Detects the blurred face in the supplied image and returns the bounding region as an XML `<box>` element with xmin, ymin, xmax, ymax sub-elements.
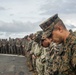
<box><xmin>52</xmin><ymin>28</ymin><xmax>63</xmax><ymax>44</ymax></box>
<box><xmin>41</xmin><ymin>38</ymin><xmax>52</xmax><ymax>47</ymax></box>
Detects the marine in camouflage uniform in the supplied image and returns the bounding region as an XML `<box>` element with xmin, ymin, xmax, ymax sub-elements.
<box><xmin>35</xmin><ymin>31</ymin><xmax>50</xmax><ymax>75</ymax></box>
<box><xmin>47</xmin><ymin>43</ymin><xmax>62</xmax><ymax>75</ymax></box>
<box><xmin>39</xmin><ymin>14</ymin><xmax>76</xmax><ymax>75</ymax></box>
<box><xmin>35</xmin><ymin>45</ymin><xmax>44</xmax><ymax>75</ymax></box>
<box><xmin>31</xmin><ymin>31</ymin><xmax>45</xmax><ymax>75</ymax></box>
<box><xmin>21</xmin><ymin>38</ymin><xmax>27</xmax><ymax>55</ymax></box>
<box><xmin>58</xmin><ymin>31</ymin><xmax>76</xmax><ymax>75</ymax></box>
<box><xmin>1</xmin><ymin>39</ymin><xmax>7</xmax><ymax>54</ymax></box>
<box><xmin>23</xmin><ymin>35</ymin><xmax>29</xmax><ymax>56</ymax></box>
<box><xmin>25</xmin><ymin>35</ymin><xmax>34</xmax><ymax>71</ymax></box>
<box><xmin>8</xmin><ymin>38</ymin><xmax>14</xmax><ymax>54</ymax></box>
<box><xmin>41</xmin><ymin>47</ymin><xmax>50</xmax><ymax>75</ymax></box>
<box><xmin>41</xmin><ymin>33</ymin><xmax>62</xmax><ymax>75</ymax></box>
<box><xmin>30</xmin><ymin>40</ymin><xmax>38</xmax><ymax>73</ymax></box>
<box><xmin>31</xmin><ymin>41</ymin><xmax>42</xmax><ymax>75</ymax></box>
<box><xmin>0</xmin><ymin>39</ymin><xmax>2</xmax><ymax>53</ymax></box>
<box><xmin>15</xmin><ymin>38</ymin><xmax>22</xmax><ymax>55</ymax></box>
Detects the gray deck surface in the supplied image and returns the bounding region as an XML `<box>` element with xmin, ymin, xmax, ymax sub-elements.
<box><xmin>0</xmin><ymin>54</ymin><xmax>31</xmax><ymax>75</ymax></box>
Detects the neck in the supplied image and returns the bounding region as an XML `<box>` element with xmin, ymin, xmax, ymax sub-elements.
<box><xmin>63</xmin><ymin>30</ymin><xmax>70</xmax><ymax>42</ymax></box>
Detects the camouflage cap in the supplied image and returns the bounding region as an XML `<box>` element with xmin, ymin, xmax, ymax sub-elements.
<box><xmin>34</xmin><ymin>31</ymin><xmax>43</xmax><ymax>43</ymax></box>
<box><xmin>39</xmin><ymin>14</ymin><xmax>61</xmax><ymax>31</ymax></box>
<box><xmin>41</xmin><ymin>32</ymin><xmax>46</xmax><ymax>40</ymax></box>
<box><xmin>41</xmin><ymin>30</ymin><xmax>51</xmax><ymax>39</ymax></box>
<box><xmin>40</xmin><ymin>14</ymin><xmax>62</xmax><ymax>38</ymax></box>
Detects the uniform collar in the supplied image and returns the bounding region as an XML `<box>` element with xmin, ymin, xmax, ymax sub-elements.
<box><xmin>63</xmin><ymin>31</ymin><xmax>73</xmax><ymax>46</ymax></box>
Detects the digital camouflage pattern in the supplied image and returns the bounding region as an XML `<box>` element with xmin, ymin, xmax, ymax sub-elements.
<box><xmin>39</xmin><ymin>14</ymin><xmax>62</xmax><ymax>38</ymax></box>
<box><xmin>44</xmin><ymin>32</ymin><xmax>76</xmax><ymax>75</ymax></box>
<box><xmin>58</xmin><ymin>31</ymin><xmax>76</xmax><ymax>75</ymax></box>
<box><xmin>46</xmin><ymin>42</ymin><xmax>62</xmax><ymax>75</ymax></box>
<box><xmin>39</xmin><ymin>14</ymin><xmax>76</xmax><ymax>75</ymax></box>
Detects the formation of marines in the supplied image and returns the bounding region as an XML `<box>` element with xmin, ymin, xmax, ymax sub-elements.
<box><xmin>0</xmin><ymin>37</ymin><xmax>25</xmax><ymax>55</ymax></box>
<box><xmin>0</xmin><ymin>14</ymin><xmax>76</xmax><ymax>75</ymax></box>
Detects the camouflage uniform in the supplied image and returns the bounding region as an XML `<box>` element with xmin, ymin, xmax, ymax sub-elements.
<box><xmin>31</xmin><ymin>43</ymin><xmax>45</xmax><ymax>75</ymax></box>
<box><xmin>23</xmin><ymin>36</ymin><xmax>29</xmax><ymax>56</ymax></box>
<box><xmin>30</xmin><ymin>41</ymin><xmax>37</xmax><ymax>72</ymax></box>
<box><xmin>1</xmin><ymin>39</ymin><xmax>7</xmax><ymax>53</ymax></box>
<box><xmin>26</xmin><ymin>36</ymin><xmax>33</xmax><ymax>71</ymax></box>
<box><xmin>15</xmin><ymin>38</ymin><xmax>21</xmax><ymax>55</ymax></box>
<box><xmin>39</xmin><ymin>14</ymin><xmax>76</xmax><ymax>75</ymax></box>
<box><xmin>31</xmin><ymin>40</ymin><xmax>42</xmax><ymax>75</ymax></box>
<box><xmin>58</xmin><ymin>32</ymin><xmax>76</xmax><ymax>75</ymax></box>
<box><xmin>41</xmin><ymin>47</ymin><xmax>50</xmax><ymax>75</ymax></box>
<box><xmin>31</xmin><ymin>42</ymin><xmax>48</xmax><ymax>75</ymax></box>
<box><xmin>21</xmin><ymin>38</ymin><xmax>26</xmax><ymax>55</ymax></box>
<box><xmin>44</xmin><ymin>42</ymin><xmax>61</xmax><ymax>75</ymax></box>
<box><xmin>31</xmin><ymin>31</ymin><xmax>45</xmax><ymax>75</ymax></box>
<box><xmin>0</xmin><ymin>39</ymin><xmax>2</xmax><ymax>53</ymax></box>
<box><xmin>35</xmin><ymin>45</ymin><xmax>44</xmax><ymax>75</ymax></box>
<box><xmin>8</xmin><ymin>38</ymin><xmax>14</xmax><ymax>54</ymax></box>
<box><xmin>31</xmin><ymin>42</ymin><xmax>42</xmax><ymax>75</ymax></box>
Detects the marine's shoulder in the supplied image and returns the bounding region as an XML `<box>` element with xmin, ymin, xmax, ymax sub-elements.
<box><xmin>67</xmin><ymin>32</ymin><xmax>76</xmax><ymax>44</ymax></box>
<box><xmin>70</xmin><ymin>34</ymin><xmax>76</xmax><ymax>44</ymax></box>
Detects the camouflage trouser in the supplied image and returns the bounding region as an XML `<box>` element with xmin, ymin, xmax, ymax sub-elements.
<box><xmin>9</xmin><ymin>46</ymin><xmax>13</xmax><ymax>54</ymax></box>
<box><xmin>16</xmin><ymin>47</ymin><xmax>21</xmax><ymax>55</ymax></box>
<box><xmin>1</xmin><ymin>46</ymin><xmax>6</xmax><ymax>53</ymax></box>
<box><xmin>26</xmin><ymin>51</ymin><xmax>33</xmax><ymax>71</ymax></box>
<box><xmin>36</xmin><ymin>57</ymin><xmax>44</xmax><ymax>75</ymax></box>
<box><xmin>44</xmin><ymin>62</ymin><xmax>50</xmax><ymax>75</ymax></box>
<box><xmin>32</xmin><ymin>58</ymin><xmax>36</xmax><ymax>71</ymax></box>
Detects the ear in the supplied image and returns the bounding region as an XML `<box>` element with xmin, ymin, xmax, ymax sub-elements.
<box><xmin>58</xmin><ymin>26</ymin><xmax>63</xmax><ymax>33</ymax></box>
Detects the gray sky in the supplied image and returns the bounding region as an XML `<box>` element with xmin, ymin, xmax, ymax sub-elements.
<box><xmin>0</xmin><ymin>0</ymin><xmax>76</xmax><ymax>39</ymax></box>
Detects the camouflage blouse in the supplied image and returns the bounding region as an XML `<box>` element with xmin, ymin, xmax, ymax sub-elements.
<box><xmin>59</xmin><ymin>32</ymin><xmax>76</xmax><ymax>75</ymax></box>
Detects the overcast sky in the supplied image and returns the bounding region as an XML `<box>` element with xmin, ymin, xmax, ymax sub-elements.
<box><xmin>0</xmin><ymin>0</ymin><xmax>76</xmax><ymax>39</ymax></box>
